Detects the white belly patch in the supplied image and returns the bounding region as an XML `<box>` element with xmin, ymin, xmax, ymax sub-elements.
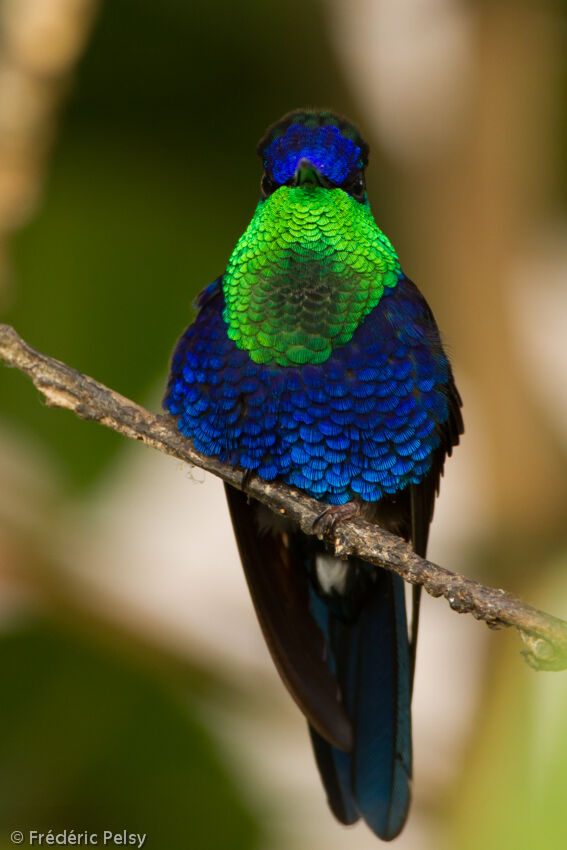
<box><xmin>315</xmin><ymin>554</ymin><xmax>350</xmax><ymax>596</ymax></box>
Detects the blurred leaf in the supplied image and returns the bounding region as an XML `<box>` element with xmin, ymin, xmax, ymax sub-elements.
<box><xmin>447</xmin><ymin>585</ymin><xmax>567</xmax><ymax>850</ymax></box>
<box><xmin>0</xmin><ymin>620</ymin><xmax>261</xmax><ymax>850</ymax></box>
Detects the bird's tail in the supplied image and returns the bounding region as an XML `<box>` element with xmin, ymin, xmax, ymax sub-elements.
<box><xmin>308</xmin><ymin>563</ymin><xmax>412</xmax><ymax>841</ymax></box>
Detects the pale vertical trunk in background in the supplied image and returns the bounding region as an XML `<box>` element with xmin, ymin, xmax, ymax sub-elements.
<box><xmin>328</xmin><ymin>0</ymin><xmax>566</xmax><ymax>537</ymax></box>
<box><xmin>424</xmin><ymin>1</ymin><xmax>565</xmax><ymax>534</ymax></box>
<box><xmin>0</xmin><ymin>0</ymin><xmax>99</xmax><ymax>300</ymax></box>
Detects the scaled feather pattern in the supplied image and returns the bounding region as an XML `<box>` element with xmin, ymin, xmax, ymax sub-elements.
<box><xmin>166</xmin><ymin>275</ymin><xmax>451</xmax><ymax>505</ymax></box>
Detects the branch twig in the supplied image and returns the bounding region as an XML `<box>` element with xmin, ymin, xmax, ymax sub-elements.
<box><xmin>1</xmin><ymin>322</ymin><xmax>566</xmax><ymax>671</ymax></box>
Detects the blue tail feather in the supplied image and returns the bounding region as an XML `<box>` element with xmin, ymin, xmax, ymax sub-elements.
<box><xmin>309</xmin><ymin>566</ymin><xmax>412</xmax><ymax>841</ymax></box>
<box><xmin>309</xmin><ymin>591</ymin><xmax>359</xmax><ymax>824</ymax></box>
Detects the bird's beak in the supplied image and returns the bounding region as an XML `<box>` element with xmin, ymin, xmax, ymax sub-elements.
<box><xmin>293</xmin><ymin>158</ymin><xmax>327</xmax><ymax>188</ymax></box>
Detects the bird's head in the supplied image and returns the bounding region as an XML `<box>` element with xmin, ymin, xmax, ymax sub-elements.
<box><xmin>221</xmin><ymin>110</ymin><xmax>398</xmax><ymax>367</ymax></box>
<box><xmin>257</xmin><ymin>109</ymin><xmax>369</xmax><ymax>203</ymax></box>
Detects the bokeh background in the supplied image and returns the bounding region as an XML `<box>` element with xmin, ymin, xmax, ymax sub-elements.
<box><xmin>1</xmin><ymin>0</ymin><xmax>567</xmax><ymax>847</ymax></box>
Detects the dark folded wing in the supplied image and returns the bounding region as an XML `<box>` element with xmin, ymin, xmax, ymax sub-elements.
<box><xmin>225</xmin><ymin>484</ymin><xmax>353</xmax><ymax>752</ymax></box>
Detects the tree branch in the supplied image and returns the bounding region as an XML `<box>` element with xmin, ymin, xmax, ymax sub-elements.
<box><xmin>1</xmin><ymin>321</ymin><xmax>566</xmax><ymax>671</ymax></box>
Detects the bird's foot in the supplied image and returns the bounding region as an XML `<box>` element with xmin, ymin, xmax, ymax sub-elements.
<box><xmin>313</xmin><ymin>502</ymin><xmax>360</xmax><ymax>538</ymax></box>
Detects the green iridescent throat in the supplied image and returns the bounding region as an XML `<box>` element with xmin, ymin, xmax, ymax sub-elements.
<box><xmin>222</xmin><ymin>186</ymin><xmax>401</xmax><ymax>367</ymax></box>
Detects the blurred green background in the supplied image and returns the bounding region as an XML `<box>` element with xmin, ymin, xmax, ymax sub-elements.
<box><xmin>1</xmin><ymin>1</ymin><xmax>567</xmax><ymax>848</ymax></box>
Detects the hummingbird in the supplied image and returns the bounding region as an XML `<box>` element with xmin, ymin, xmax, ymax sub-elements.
<box><xmin>164</xmin><ymin>109</ymin><xmax>462</xmax><ymax>840</ymax></box>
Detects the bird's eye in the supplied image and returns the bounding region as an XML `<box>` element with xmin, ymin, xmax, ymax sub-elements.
<box><xmin>261</xmin><ymin>173</ymin><xmax>278</xmax><ymax>198</ymax></box>
<box><xmin>347</xmin><ymin>172</ymin><xmax>366</xmax><ymax>200</ymax></box>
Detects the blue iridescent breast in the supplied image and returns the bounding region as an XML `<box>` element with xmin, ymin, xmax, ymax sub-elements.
<box><xmin>164</xmin><ymin>276</ymin><xmax>452</xmax><ymax>506</ymax></box>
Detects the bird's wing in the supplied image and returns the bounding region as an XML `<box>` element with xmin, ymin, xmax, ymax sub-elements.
<box><xmin>224</xmin><ymin>483</ymin><xmax>353</xmax><ymax>752</ymax></box>
<box><xmin>400</xmin><ymin>275</ymin><xmax>464</xmax><ymax>677</ymax></box>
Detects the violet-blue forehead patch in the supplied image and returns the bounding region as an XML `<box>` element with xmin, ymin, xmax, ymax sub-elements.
<box><xmin>264</xmin><ymin>124</ymin><xmax>362</xmax><ymax>185</ymax></box>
